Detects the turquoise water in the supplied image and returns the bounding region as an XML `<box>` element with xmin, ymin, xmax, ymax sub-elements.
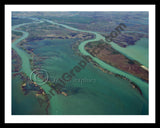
<box><xmin>44</xmin><ymin>19</ymin><xmax>148</xmax><ymax>100</ymax></box>
<box><xmin>12</xmin><ymin>18</ymin><xmax>148</xmax><ymax>115</ymax></box>
<box><xmin>12</xmin><ymin>75</ymin><xmax>47</xmax><ymax>115</ymax></box>
<box><xmin>110</xmin><ymin>38</ymin><xmax>148</xmax><ymax>68</ymax></box>
<box><xmin>26</xmin><ymin>39</ymin><xmax>148</xmax><ymax>115</ymax></box>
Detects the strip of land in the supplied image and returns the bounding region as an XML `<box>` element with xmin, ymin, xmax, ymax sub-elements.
<box><xmin>85</xmin><ymin>40</ymin><xmax>148</xmax><ymax>82</ymax></box>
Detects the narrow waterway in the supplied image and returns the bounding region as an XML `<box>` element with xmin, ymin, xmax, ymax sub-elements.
<box><xmin>12</xmin><ymin>20</ymin><xmax>57</xmax><ymax>103</ymax></box>
<box><xmin>43</xmin><ymin>19</ymin><xmax>148</xmax><ymax>100</ymax></box>
<box><xmin>12</xmin><ymin>18</ymin><xmax>148</xmax><ymax>114</ymax></box>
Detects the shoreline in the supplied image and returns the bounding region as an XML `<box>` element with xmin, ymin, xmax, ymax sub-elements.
<box><xmin>84</xmin><ymin>54</ymin><xmax>144</xmax><ymax>96</ymax></box>
<box><xmin>71</xmin><ymin>42</ymin><xmax>144</xmax><ymax>96</ymax></box>
<box><xmin>84</xmin><ymin>40</ymin><xmax>148</xmax><ymax>83</ymax></box>
<box><xmin>12</xmin><ymin>18</ymin><xmax>148</xmax><ymax>100</ymax></box>
<box><xmin>11</xmin><ymin>16</ymin><xmax>149</xmax><ymax>115</ymax></box>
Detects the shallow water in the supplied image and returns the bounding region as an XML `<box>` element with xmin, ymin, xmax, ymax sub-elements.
<box><xmin>44</xmin><ymin>19</ymin><xmax>148</xmax><ymax>100</ymax></box>
<box><xmin>25</xmin><ymin>39</ymin><xmax>148</xmax><ymax>115</ymax></box>
<box><xmin>12</xmin><ymin>18</ymin><xmax>148</xmax><ymax>115</ymax></box>
<box><xmin>12</xmin><ymin>75</ymin><xmax>47</xmax><ymax>115</ymax></box>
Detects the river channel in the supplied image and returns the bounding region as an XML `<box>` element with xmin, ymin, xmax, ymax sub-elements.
<box><xmin>12</xmin><ymin>18</ymin><xmax>148</xmax><ymax>115</ymax></box>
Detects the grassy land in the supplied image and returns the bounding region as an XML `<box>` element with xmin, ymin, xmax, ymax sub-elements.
<box><xmin>85</xmin><ymin>40</ymin><xmax>148</xmax><ymax>82</ymax></box>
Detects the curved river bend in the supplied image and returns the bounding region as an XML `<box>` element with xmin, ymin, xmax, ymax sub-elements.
<box><xmin>12</xmin><ymin>18</ymin><xmax>148</xmax><ymax>114</ymax></box>
<box><xmin>43</xmin><ymin>19</ymin><xmax>148</xmax><ymax>100</ymax></box>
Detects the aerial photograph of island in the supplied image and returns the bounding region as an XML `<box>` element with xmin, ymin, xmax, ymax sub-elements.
<box><xmin>12</xmin><ymin>11</ymin><xmax>149</xmax><ymax>115</ymax></box>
